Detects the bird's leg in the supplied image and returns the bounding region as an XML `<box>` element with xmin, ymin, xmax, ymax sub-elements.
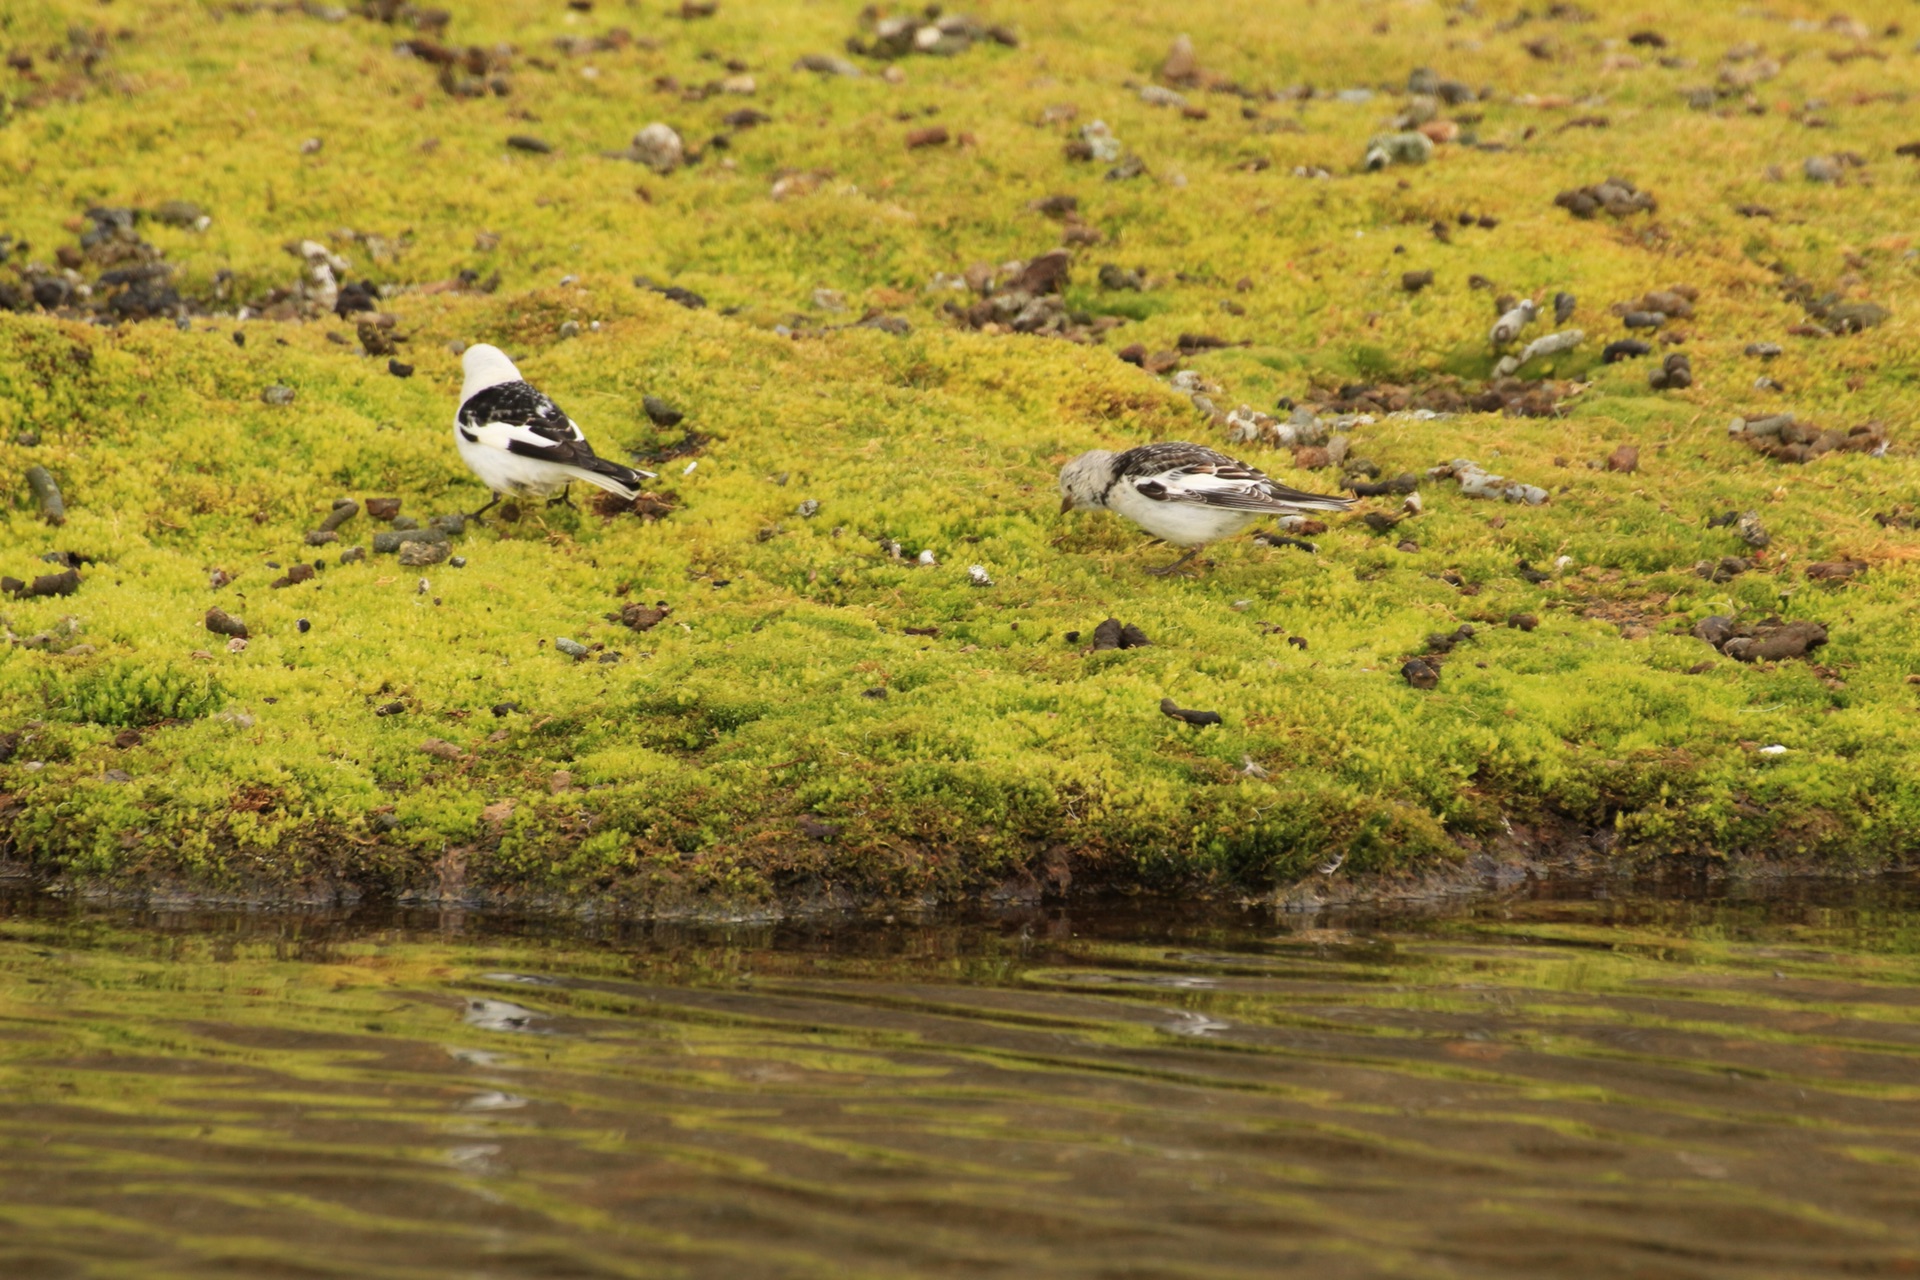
<box><xmin>467</xmin><ymin>492</ymin><xmax>502</xmax><ymax>521</ymax></box>
<box><xmin>546</xmin><ymin>485</ymin><xmax>577</xmax><ymax>510</ymax></box>
<box><xmin>1144</xmin><ymin>547</ymin><xmax>1203</xmax><ymax>577</ymax></box>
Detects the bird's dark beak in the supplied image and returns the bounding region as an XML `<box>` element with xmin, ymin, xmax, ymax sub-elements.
<box><xmin>1060</xmin><ymin>496</ymin><xmax>1075</xmax><ymax>514</ymax></box>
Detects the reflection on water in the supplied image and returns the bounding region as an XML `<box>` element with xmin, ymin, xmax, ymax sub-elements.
<box><xmin>4</xmin><ymin>880</ymin><xmax>1920</xmax><ymax>1278</ymax></box>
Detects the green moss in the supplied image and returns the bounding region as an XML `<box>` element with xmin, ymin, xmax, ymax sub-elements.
<box><xmin>0</xmin><ymin>0</ymin><xmax>1918</xmax><ymax>908</ymax></box>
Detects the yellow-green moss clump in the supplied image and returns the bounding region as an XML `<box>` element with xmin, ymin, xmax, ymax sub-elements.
<box><xmin>0</xmin><ymin>0</ymin><xmax>1917</xmax><ymax>908</ymax></box>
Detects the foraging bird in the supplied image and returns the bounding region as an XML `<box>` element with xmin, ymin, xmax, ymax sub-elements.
<box><xmin>1058</xmin><ymin>441</ymin><xmax>1353</xmax><ymax>575</ymax></box>
<box><xmin>454</xmin><ymin>344</ymin><xmax>654</xmax><ymax>518</ymax></box>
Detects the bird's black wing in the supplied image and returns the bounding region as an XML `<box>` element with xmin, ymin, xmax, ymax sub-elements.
<box><xmin>458</xmin><ymin>380</ymin><xmax>605</xmax><ymax>466</ymax></box>
<box><xmin>1112</xmin><ymin>442</ymin><xmax>1352</xmax><ymax>513</ymax></box>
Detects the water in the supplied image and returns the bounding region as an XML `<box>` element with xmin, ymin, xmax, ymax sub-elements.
<box><xmin>4</xmin><ymin>881</ymin><xmax>1920</xmax><ymax>1278</ymax></box>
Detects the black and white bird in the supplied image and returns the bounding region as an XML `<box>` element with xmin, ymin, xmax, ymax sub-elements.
<box><xmin>1059</xmin><ymin>441</ymin><xmax>1353</xmax><ymax>574</ymax></box>
<box><xmin>454</xmin><ymin>344</ymin><xmax>654</xmax><ymax>517</ymax></box>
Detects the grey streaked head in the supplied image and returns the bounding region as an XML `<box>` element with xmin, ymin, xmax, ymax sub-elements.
<box><xmin>1059</xmin><ymin>450</ymin><xmax>1116</xmax><ymax>513</ymax></box>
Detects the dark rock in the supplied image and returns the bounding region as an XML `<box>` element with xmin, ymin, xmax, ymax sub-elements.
<box><xmin>1602</xmin><ymin>339</ymin><xmax>1651</xmax><ymax>362</ymax></box>
<box><xmin>1692</xmin><ymin>615</ymin><xmax>1736</xmax><ymax>647</ymax></box>
<box><xmin>373</xmin><ymin>528</ymin><xmax>450</xmax><ymax>554</ymax></box>
<box><xmin>365</xmin><ymin>497</ymin><xmax>402</xmax><ymax>521</ymax></box>
<box><xmin>319</xmin><ymin>499</ymin><xmax>358</xmax><ymax>533</ymax></box>
<box><xmin>1806</xmin><ymin>559</ymin><xmax>1866</xmax><ymax>581</ymax></box>
<box><xmin>1649</xmin><ymin>352</ymin><xmax>1692</xmax><ymax>390</ymax></box>
<box><xmin>1349</xmin><ymin>473</ymin><xmax>1419</xmax><ymax>497</ymax></box>
<box><xmin>398</xmin><ymin>540</ymin><xmax>448</xmax><ymax>566</ymax></box>
<box><xmin>389</xmin><ymin>358</ymin><xmax>415</xmax><ymax>377</ymax></box>
<box><xmin>1401</xmin><ymin>659</ymin><xmax>1439</xmax><ymax>689</ymax></box>
<box><xmin>4</xmin><ymin>568</ymin><xmax>79</xmax><ymax>598</ymax></box>
<box><xmin>1694</xmin><ymin>556</ymin><xmax>1752</xmax><ymax>583</ymax></box>
<box><xmin>506</xmin><ymin>135</ymin><xmax>554</xmax><ymax>153</ymax></box>
<box><xmin>270</xmin><ymin>564</ymin><xmax>315</xmax><ymax>588</ymax></box>
<box><xmin>1507</xmin><ymin>613</ymin><xmax>1539</xmax><ymax>632</ymax></box>
<box><xmin>205</xmin><ymin>607</ymin><xmax>248</xmax><ymax>639</ymax></box>
<box><xmin>340</xmin><ymin>546</ymin><xmax>367</xmax><ymax>564</ymax></box>
<box><xmin>643</xmin><ymin>395</ymin><xmax>684</xmax><ymax>427</ymax></box>
<box><xmin>1401</xmin><ymin>269</ymin><xmax>1434</xmax><ymax>293</ymax></box>
<box><xmin>1606</xmin><ymin>445</ymin><xmax>1639</xmax><ymax>473</ymax></box>
<box><xmin>1553</xmin><ymin>291</ymin><xmax>1576</xmax><ymax>324</ymax></box>
<box><xmin>1159</xmin><ymin>697</ymin><xmax>1222</xmax><ymax>726</ymax></box>
<box><xmin>1724</xmin><ymin>620</ymin><xmax>1827</xmax><ymax>663</ymax></box>
<box><xmin>1826</xmin><ymin>301</ymin><xmax>1889</xmax><ymax>333</ymax></box>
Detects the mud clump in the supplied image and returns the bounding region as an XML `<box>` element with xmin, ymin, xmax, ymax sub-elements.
<box><xmin>1554</xmin><ymin>176</ymin><xmax>1656</xmax><ymax>219</ymax></box>
<box><xmin>1088</xmin><ymin>618</ymin><xmax>1150</xmax><ymax>651</ymax></box>
<box><xmin>1693</xmin><ymin>615</ymin><xmax>1828</xmax><ymax>663</ymax></box>
<box><xmin>1730</xmin><ymin>414</ymin><xmax>1886</xmax><ymax>463</ymax></box>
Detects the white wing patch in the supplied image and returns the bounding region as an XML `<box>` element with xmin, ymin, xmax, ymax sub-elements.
<box><xmin>466</xmin><ymin>418</ymin><xmax>584</xmax><ymax>454</ymax></box>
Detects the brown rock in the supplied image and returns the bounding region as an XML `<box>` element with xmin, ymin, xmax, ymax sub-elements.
<box><xmin>620</xmin><ymin>602</ymin><xmax>671</xmax><ymax>630</ymax></box>
<box><xmin>419</xmin><ymin>738</ymin><xmax>464</xmax><ymax>760</ymax></box>
<box><xmin>1724</xmin><ymin>620</ymin><xmax>1828</xmax><ymax>662</ymax></box>
<box><xmin>1401</xmin><ymin>659</ymin><xmax>1439</xmax><ymax>689</ymax></box>
<box><xmin>1806</xmin><ymin>559</ymin><xmax>1867</xmax><ymax>581</ymax></box>
<box><xmin>205</xmin><ymin>607</ymin><xmax>248</xmax><ymax>639</ymax></box>
<box><xmin>1292</xmin><ymin>446</ymin><xmax>1331</xmax><ymax>470</ymax></box>
<box><xmin>365</xmin><ymin>497</ymin><xmax>403</xmax><ymax>521</ymax></box>
<box><xmin>1605</xmin><ymin>444</ymin><xmax>1639</xmax><ymax>473</ymax></box>
<box><xmin>1011</xmin><ymin>249</ymin><xmax>1071</xmax><ymax>295</ymax></box>
<box><xmin>905</xmin><ymin>125</ymin><xmax>950</xmax><ymax>149</ymax></box>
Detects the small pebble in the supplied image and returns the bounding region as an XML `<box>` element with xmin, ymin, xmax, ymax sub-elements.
<box><xmin>262</xmin><ymin>385</ymin><xmax>295</xmax><ymax>406</ymax></box>
<box><xmin>297</xmin><ymin>618</ymin><xmax>311</xmax><ymax>633</ymax></box>
<box><xmin>556</xmin><ymin>637</ymin><xmax>589</xmax><ymax>659</ymax></box>
<box><xmin>450</xmin><ymin>556</ymin><xmax>467</xmax><ymax>568</ymax></box>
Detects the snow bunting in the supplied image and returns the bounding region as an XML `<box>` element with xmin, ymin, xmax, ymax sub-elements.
<box><xmin>1059</xmin><ymin>441</ymin><xmax>1352</xmax><ymax>574</ymax></box>
<box><xmin>454</xmin><ymin>344</ymin><xmax>654</xmax><ymax>516</ymax></box>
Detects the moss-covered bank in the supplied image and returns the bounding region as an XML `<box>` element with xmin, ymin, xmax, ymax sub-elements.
<box><xmin>0</xmin><ymin>0</ymin><xmax>1918</xmax><ymax>909</ymax></box>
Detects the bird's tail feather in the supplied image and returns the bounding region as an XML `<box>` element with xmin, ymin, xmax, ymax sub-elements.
<box><xmin>565</xmin><ymin>460</ymin><xmax>652</xmax><ymax>501</ymax></box>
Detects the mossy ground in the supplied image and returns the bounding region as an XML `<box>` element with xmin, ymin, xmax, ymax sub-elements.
<box><xmin>0</xmin><ymin>0</ymin><xmax>1918</xmax><ymax>909</ymax></box>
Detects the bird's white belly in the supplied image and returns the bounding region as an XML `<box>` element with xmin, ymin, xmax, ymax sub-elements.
<box><xmin>454</xmin><ymin>428</ymin><xmax>570</xmax><ymax>498</ymax></box>
<box><xmin>1108</xmin><ymin>486</ymin><xmax>1261</xmax><ymax>546</ymax></box>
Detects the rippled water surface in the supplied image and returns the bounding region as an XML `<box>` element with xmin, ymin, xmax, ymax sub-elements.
<box><xmin>4</xmin><ymin>882</ymin><xmax>1920</xmax><ymax>1278</ymax></box>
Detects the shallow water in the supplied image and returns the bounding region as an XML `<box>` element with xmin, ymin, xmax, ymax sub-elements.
<box><xmin>3</xmin><ymin>882</ymin><xmax>1920</xmax><ymax>1279</ymax></box>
